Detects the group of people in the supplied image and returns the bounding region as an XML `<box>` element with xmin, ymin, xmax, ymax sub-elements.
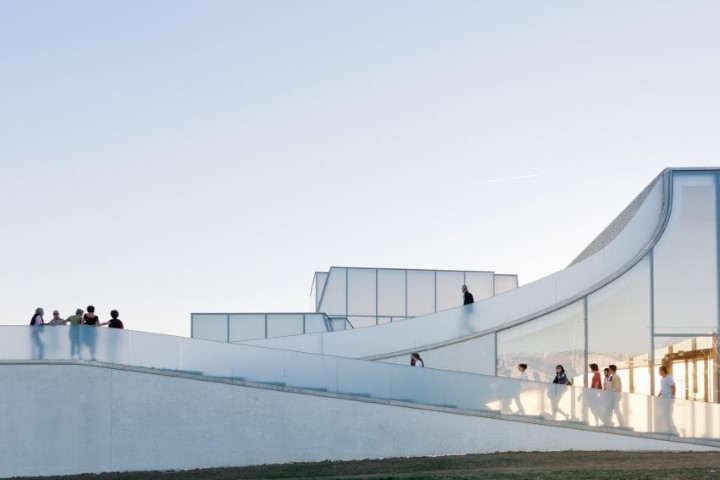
<box><xmin>31</xmin><ymin>306</ymin><xmax>125</xmax><ymax>329</ymax></box>
<box><xmin>514</xmin><ymin>362</ymin><xmax>676</xmax><ymax>399</ymax></box>
<box><xmin>29</xmin><ymin>306</ymin><xmax>125</xmax><ymax>360</ymax></box>
<box><xmin>589</xmin><ymin>363</ymin><xmax>675</xmax><ymax>399</ymax></box>
<box><xmin>589</xmin><ymin>363</ymin><xmax>623</xmax><ymax>392</ymax></box>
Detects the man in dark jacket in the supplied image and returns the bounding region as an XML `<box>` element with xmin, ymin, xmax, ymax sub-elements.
<box><xmin>462</xmin><ymin>285</ymin><xmax>474</xmax><ymax>305</ymax></box>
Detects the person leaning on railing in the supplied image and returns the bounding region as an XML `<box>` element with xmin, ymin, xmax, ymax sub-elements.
<box><xmin>83</xmin><ymin>306</ymin><xmax>100</xmax><ymax>326</ymax></box>
<box><xmin>30</xmin><ymin>308</ymin><xmax>45</xmax><ymax>326</ymax></box>
<box><xmin>98</xmin><ymin>310</ymin><xmax>124</xmax><ymax>329</ymax></box>
<box><xmin>65</xmin><ymin>309</ymin><xmax>84</xmax><ymax>326</ymax></box>
<box><xmin>47</xmin><ymin>310</ymin><xmax>66</xmax><ymax>326</ymax></box>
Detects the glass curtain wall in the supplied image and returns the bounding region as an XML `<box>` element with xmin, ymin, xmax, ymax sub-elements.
<box><xmin>588</xmin><ymin>256</ymin><xmax>652</xmax><ymax>394</ymax></box>
<box><xmin>496</xmin><ymin>171</ymin><xmax>720</xmax><ymax>404</ymax></box>
<box><xmin>652</xmin><ymin>173</ymin><xmax>720</xmax><ymax>402</ymax></box>
<box><xmin>497</xmin><ymin>301</ymin><xmax>585</xmax><ymax>383</ymax></box>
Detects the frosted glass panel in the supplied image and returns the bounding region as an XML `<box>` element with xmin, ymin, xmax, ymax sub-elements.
<box><xmin>314</xmin><ymin>272</ymin><xmax>328</xmax><ymax>310</ymax></box>
<box><xmin>304</xmin><ymin>314</ymin><xmax>327</xmax><ymax>333</ymax></box>
<box><xmin>377</xmin><ymin>269</ymin><xmax>406</xmax><ymax>317</ymax></box>
<box><xmin>465</xmin><ymin>272</ymin><xmax>494</xmax><ymax>301</ymax></box>
<box><xmin>494</xmin><ymin>275</ymin><xmax>519</xmax><ymax>295</ymax></box>
<box><xmin>347</xmin><ymin>268</ymin><xmax>377</xmax><ymax>316</ymax></box>
<box><xmin>588</xmin><ymin>256</ymin><xmax>651</xmax><ymax>394</ymax></box>
<box><xmin>267</xmin><ymin>314</ymin><xmax>303</xmax><ymax>338</ymax></box>
<box><xmin>318</xmin><ymin>268</ymin><xmax>347</xmax><ymax>316</ymax></box>
<box><xmin>192</xmin><ymin>314</ymin><xmax>228</xmax><ymax>342</ymax></box>
<box><xmin>436</xmin><ymin>271</ymin><xmax>464</xmax><ymax>311</ymax></box>
<box><xmin>128</xmin><ymin>331</ymin><xmax>182</xmax><ymax>370</ymax></box>
<box><xmin>229</xmin><ymin>314</ymin><xmax>266</xmax><ymax>342</ymax></box>
<box><xmin>348</xmin><ymin>316</ymin><xmax>377</xmax><ymax>329</ymax></box>
<box><xmin>654</xmin><ymin>174</ymin><xmax>718</xmax><ymax>334</ymax></box>
<box><xmin>407</xmin><ymin>270</ymin><xmax>435</xmax><ymax>316</ymax></box>
<box><xmin>497</xmin><ymin>301</ymin><xmax>585</xmax><ymax>382</ymax></box>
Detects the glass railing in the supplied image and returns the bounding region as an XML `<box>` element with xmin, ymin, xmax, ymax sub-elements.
<box><xmin>191</xmin><ymin>312</ymin><xmax>337</xmax><ymax>343</ymax></box>
<box><xmin>3</xmin><ymin>326</ymin><xmax>719</xmax><ymax>442</ymax></box>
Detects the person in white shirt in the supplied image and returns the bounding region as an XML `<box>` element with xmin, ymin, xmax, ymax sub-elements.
<box><xmin>658</xmin><ymin>366</ymin><xmax>676</xmax><ymax>399</ymax></box>
<box><xmin>656</xmin><ymin>365</ymin><xmax>678</xmax><ymax>434</ymax></box>
<box><xmin>410</xmin><ymin>352</ymin><xmax>424</xmax><ymax>367</ymax></box>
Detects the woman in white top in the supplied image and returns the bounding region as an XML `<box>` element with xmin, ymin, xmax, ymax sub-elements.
<box><xmin>410</xmin><ymin>352</ymin><xmax>424</xmax><ymax>367</ymax></box>
<box><xmin>517</xmin><ymin>363</ymin><xmax>528</xmax><ymax>380</ymax></box>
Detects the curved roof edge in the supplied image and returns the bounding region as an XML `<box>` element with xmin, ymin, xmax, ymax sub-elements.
<box><xmin>569</xmin><ymin>171</ymin><xmax>665</xmax><ymax>266</ymax></box>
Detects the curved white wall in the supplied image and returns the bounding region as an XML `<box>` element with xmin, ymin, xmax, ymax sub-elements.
<box><xmin>0</xmin><ymin>363</ymin><xmax>714</xmax><ymax>478</ymax></box>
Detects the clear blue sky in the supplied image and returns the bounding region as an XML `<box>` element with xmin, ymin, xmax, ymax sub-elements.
<box><xmin>2</xmin><ymin>1</ymin><xmax>719</xmax><ymax>337</ymax></box>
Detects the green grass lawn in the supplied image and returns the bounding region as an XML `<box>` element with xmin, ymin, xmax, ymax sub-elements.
<box><xmin>19</xmin><ymin>451</ymin><xmax>720</xmax><ymax>480</ymax></box>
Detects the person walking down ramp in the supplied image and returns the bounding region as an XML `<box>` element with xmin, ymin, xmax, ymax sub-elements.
<box><xmin>462</xmin><ymin>285</ymin><xmax>474</xmax><ymax>305</ymax></box>
<box><xmin>550</xmin><ymin>364</ymin><xmax>571</xmax><ymax>420</ymax></box>
<box><xmin>410</xmin><ymin>352</ymin><xmax>424</xmax><ymax>367</ymax></box>
<box><xmin>656</xmin><ymin>366</ymin><xmax>678</xmax><ymax>434</ymax></box>
<box><xmin>607</xmin><ymin>364</ymin><xmax>625</xmax><ymax>427</ymax></box>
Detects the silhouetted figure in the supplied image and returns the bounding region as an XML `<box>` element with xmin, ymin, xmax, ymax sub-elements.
<box><xmin>461</xmin><ymin>285</ymin><xmax>474</xmax><ymax>305</ymax></box>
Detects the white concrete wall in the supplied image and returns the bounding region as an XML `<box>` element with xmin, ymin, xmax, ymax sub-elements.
<box><xmin>0</xmin><ymin>363</ymin><xmax>715</xmax><ymax>478</ymax></box>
